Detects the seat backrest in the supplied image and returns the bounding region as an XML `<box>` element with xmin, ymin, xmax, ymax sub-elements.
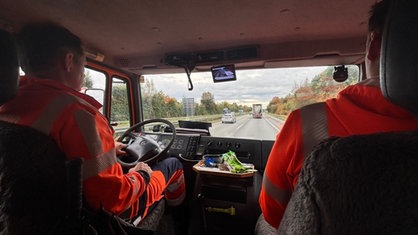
<box><xmin>278</xmin><ymin>132</ymin><xmax>418</xmax><ymax>234</ymax></box>
<box><xmin>278</xmin><ymin>0</ymin><xmax>418</xmax><ymax>234</ymax></box>
<box><xmin>381</xmin><ymin>0</ymin><xmax>418</xmax><ymax>116</ymax></box>
<box><xmin>0</xmin><ymin>29</ymin><xmax>19</xmax><ymax>105</ymax></box>
<box><xmin>0</xmin><ymin>120</ymin><xmax>70</xmax><ymax>234</ymax></box>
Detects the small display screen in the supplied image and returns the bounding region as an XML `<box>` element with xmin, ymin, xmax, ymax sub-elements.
<box><xmin>211</xmin><ymin>64</ymin><xmax>237</xmax><ymax>83</ymax></box>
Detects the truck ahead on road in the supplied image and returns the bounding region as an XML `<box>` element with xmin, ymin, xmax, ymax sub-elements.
<box><xmin>252</xmin><ymin>104</ymin><xmax>262</xmax><ymax>118</ymax></box>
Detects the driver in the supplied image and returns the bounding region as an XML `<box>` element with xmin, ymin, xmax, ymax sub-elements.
<box><xmin>0</xmin><ymin>22</ymin><xmax>185</xmax><ymax>227</ymax></box>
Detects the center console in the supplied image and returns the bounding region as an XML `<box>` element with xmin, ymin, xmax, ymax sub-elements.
<box><xmin>189</xmin><ymin>170</ymin><xmax>262</xmax><ymax>235</ymax></box>
<box><xmin>143</xmin><ymin>131</ymin><xmax>273</xmax><ymax>235</ymax></box>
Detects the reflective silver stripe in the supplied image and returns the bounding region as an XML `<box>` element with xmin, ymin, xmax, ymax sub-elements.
<box><xmin>300</xmin><ymin>102</ymin><xmax>328</xmax><ymax>158</ymax></box>
<box><xmin>83</xmin><ymin>148</ymin><xmax>117</xmax><ymax>180</ymax></box>
<box><xmin>27</xmin><ymin>93</ymin><xmax>116</xmax><ymax>180</ymax></box>
<box><xmin>166</xmin><ymin>190</ymin><xmax>186</xmax><ymax>206</ymax></box>
<box><xmin>166</xmin><ymin>173</ymin><xmax>185</xmax><ymax>193</ymax></box>
<box><xmin>132</xmin><ymin>216</ymin><xmax>143</xmax><ymax>227</ymax></box>
<box><xmin>128</xmin><ymin>175</ymin><xmax>140</xmax><ymax>198</ymax></box>
<box><xmin>32</xmin><ymin>94</ymin><xmax>78</xmax><ymax>134</ymax></box>
<box><xmin>262</xmin><ymin>172</ymin><xmax>291</xmax><ymax>205</ymax></box>
<box><xmin>74</xmin><ymin>109</ymin><xmax>103</xmax><ymax>157</ymax></box>
<box><xmin>261</xmin><ymin>103</ymin><xmax>327</xmax><ymax>206</ymax></box>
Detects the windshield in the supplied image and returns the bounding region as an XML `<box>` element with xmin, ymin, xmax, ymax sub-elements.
<box><xmin>140</xmin><ymin>65</ymin><xmax>359</xmax><ymax>140</ymax></box>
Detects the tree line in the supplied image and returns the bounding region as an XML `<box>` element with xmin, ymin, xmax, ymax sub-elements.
<box><xmin>267</xmin><ymin>66</ymin><xmax>358</xmax><ymax>116</ymax></box>
<box><xmin>141</xmin><ymin>79</ymin><xmax>252</xmax><ymax>119</ymax></box>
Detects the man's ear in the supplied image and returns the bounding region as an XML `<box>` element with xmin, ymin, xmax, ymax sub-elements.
<box><xmin>64</xmin><ymin>52</ymin><xmax>74</xmax><ymax>72</ymax></box>
<box><xmin>367</xmin><ymin>32</ymin><xmax>382</xmax><ymax>61</ymax></box>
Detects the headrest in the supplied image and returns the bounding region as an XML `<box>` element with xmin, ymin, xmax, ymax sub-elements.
<box><xmin>381</xmin><ymin>0</ymin><xmax>418</xmax><ymax>117</ymax></box>
<box><xmin>0</xmin><ymin>29</ymin><xmax>19</xmax><ymax>105</ymax></box>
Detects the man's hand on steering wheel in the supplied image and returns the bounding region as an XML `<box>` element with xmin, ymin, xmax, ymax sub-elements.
<box><xmin>114</xmin><ymin>137</ymin><xmax>127</xmax><ymax>156</ymax></box>
<box><xmin>128</xmin><ymin>162</ymin><xmax>153</xmax><ymax>175</ymax></box>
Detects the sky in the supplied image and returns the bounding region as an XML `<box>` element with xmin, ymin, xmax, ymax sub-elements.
<box><xmin>144</xmin><ymin>66</ymin><xmax>328</xmax><ymax>107</ymax></box>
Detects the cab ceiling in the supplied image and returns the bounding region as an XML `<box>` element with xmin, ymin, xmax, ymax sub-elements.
<box><xmin>0</xmin><ymin>0</ymin><xmax>378</xmax><ymax>74</ymax></box>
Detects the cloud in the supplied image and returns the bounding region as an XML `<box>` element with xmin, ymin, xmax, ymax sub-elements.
<box><xmin>145</xmin><ymin>66</ymin><xmax>328</xmax><ymax>107</ymax></box>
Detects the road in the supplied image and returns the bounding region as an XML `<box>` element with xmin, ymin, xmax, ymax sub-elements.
<box><xmin>209</xmin><ymin>114</ymin><xmax>284</xmax><ymax>140</ymax></box>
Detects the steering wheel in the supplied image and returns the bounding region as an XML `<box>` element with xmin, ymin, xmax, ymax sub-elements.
<box><xmin>116</xmin><ymin>119</ymin><xmax>176</xmax><ymax>168</ymax></box>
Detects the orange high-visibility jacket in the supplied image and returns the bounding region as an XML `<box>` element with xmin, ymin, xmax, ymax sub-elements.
<box><xmin>0</xmin><ymin>76</ymin><xmax>151</xmax><ymax>217</ymax></box>
<box><xmin>259</xmin><ymin>79</ymin><xmax>418</xmax><ymax>229</ymax></box>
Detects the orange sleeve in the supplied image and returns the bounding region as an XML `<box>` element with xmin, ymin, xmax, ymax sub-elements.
<box><xmin>52</xmin><ymin>102</ymin><xmax>147</xmax><ymax>215</ymax></box>
<box><xmin>259</xmin><ymin>109</ymin><xmax>305</xmax><ymax>228</ymax></box>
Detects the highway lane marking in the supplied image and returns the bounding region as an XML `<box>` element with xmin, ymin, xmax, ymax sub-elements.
<box><xmin>264</xmin><ymin>116</ymin><xmax>282</xmax><ymax>132</ymax></box>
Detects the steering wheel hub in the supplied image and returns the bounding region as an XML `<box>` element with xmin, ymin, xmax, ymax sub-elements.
<box><xmin>117</xmin><ymin>119</ymin><xmax>176</xmax><ymax>168</ymax></box>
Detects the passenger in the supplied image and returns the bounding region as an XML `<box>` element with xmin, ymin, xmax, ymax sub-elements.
<box><xmin>0</xmin><ymin>23</ymin><xmax>186</xmax><ymax>227</ymax></box>
<box><xmin>257</xmin><ymin>0</ymin><xmax>418</xmax><ymax>231</ymax></box>
<box><xmin>0</xmin><ymin>29</ymin><xmax>19</xmax><ymax>104</ymax></box>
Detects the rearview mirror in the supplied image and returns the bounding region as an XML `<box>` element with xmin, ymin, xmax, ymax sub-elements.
<box><xmin>84</xmin><ymin>88</ymin><xmax>104</xmax><ymax>106</ymax></box>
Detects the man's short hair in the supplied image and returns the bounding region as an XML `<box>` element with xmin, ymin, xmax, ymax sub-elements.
<box><xmin>18</xmin><ymin>22</ymin><xmax>83</xmax><ymax>73</ymax></box>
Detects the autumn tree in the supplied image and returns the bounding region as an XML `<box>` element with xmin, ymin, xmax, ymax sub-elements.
<box><xmin>200</xmin><ymin>91</ymin><xmax>218</xmax><ymax>115</ymax></box>
<box><xmin>141</xmin><ymin>79</ymin><xmax>183</xmax><ymax>119</ymax></box>
<box><xmin>165</xmin><ymin>97</ymin><xmax>182</xmax><ymax>117</ymax></box>
<box><xmin>269</xmin><ymin>66</ymin><xmax>358</xmax><ymax>116</ymax></box>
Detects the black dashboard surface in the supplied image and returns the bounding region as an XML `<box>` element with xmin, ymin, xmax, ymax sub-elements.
<box><xmin>143</xmin><ymin>132</ymin><xmax>274</xmax><ymax>171</ymax></box>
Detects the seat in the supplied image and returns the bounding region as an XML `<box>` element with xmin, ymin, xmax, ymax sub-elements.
<box><xmin>0</xmin><ymin>120</ymin><xmax>84</xmax><ymax>235</ymax></box>
<box><xmin>278</xmin><ymin>0</ymin><xmax>418</xmax><ymax>234</ymax></box>
<box><xmin>278</xmin><ymin>132</ymin><xmax>418</xmax><ymax>234</ymax></box>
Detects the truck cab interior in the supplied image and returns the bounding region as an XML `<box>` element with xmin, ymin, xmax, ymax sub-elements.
<box><xmin>1</xmin><ymin>0</ymin><xmax>417</xmax><ymax>234</ymax></box>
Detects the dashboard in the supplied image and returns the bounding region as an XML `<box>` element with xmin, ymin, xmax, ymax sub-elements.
<box><xmin>143</xmin><ymin>132</ymin><xmax>274</xmax><ymax>171</ymax></box>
